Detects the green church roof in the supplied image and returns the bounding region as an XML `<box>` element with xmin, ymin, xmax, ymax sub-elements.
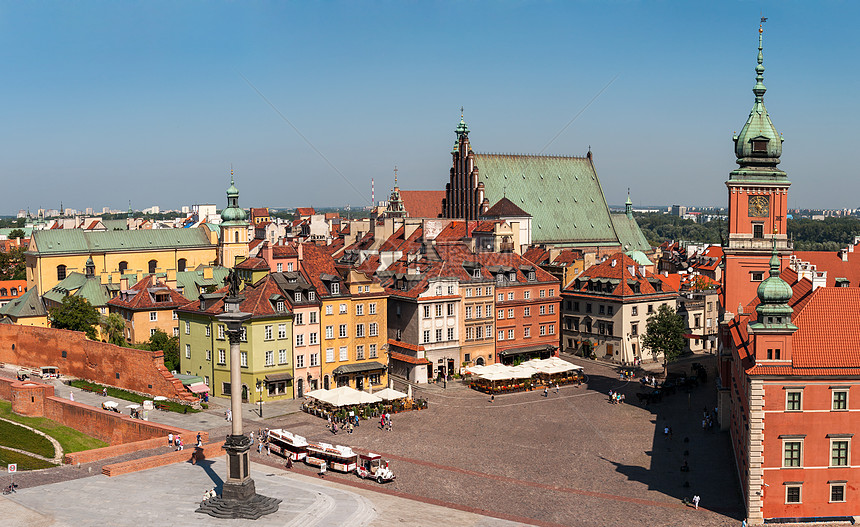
<box><xmin>29</xmin><ymin>228</ymin><xmax>213</xmax><ymax>256</ymax></box>
<box><xmin>43</xmin><ymin>272</ymin><xmax>113</xmax><ymax>307</ymax></box>
<box><xmin>612</xmin><ymin>213</ymin><xmax>652</xmax><ymax>252</ymax></box>
<box><xmin>0</xmin><ymin>288</ymin><xmax>46</xmax><ymax>319</ymax></box>
<box><xmin>476</xmin><ymin>153</ymin><xmax>621</xmax><ymax>245</ymax></box>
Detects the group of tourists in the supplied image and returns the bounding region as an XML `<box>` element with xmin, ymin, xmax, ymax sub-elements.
<box><xmin>608</xmin><ymin>389</ymin><xmax>625</xmax><ymax>404</ymax></box>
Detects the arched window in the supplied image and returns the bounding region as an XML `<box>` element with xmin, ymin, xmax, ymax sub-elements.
<box><xmin>234</xmin><ymin>231</ymin><xmax>240</xmax><ymax>243</ymax></box>
<box><xmin>323</xmin><ymin>375</ymin><xmax>330</xmax><ymax>390</ymax></box>
<box><xmin>57</xmin><ymin>265</ymin><xmax>67</xmax><ymax>281</ymax></box>
<box><xmin>0</xmin><ymin>288</ymin><xmax>6</xmax><ymax>297</ymax></box>
<box><xmin>148</xmin><ymin>260</ymin><xmax>157</xmax><ymax>274</ymax></box>
<box><xmin>118</xmin><ymin>261</ymin><xmax>128</xmax><ymax>274</ymax></box>
<box><xmin>177</xmin><ymin>258</ymin><xmax>187</xmax><ymax>272</ymax></box>
<box><xmin>297</xmin><ymin>378</ymin><xmax>304</xmax><ymax>398</ymax></box>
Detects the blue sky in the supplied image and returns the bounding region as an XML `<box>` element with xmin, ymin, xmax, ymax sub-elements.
<box><xmin>1</xmin><ymin>1</ymin><xmax>858</xmax><ymax>214</ymax></box>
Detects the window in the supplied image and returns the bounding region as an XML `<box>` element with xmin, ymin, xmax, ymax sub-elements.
<box><xmin>549</xmin><ymin>324</ymin><xmax>555</xmax><ymax>335</ymax></box>
<box><xmin>325</xmin><ymin>305</ymin><xmax>333</xmax><ymax>315</ymax></box>
<box><xmin>309</xmin><ymin>311</ymin><xmax>317</xmax><ymax>324</ymax></box>
<box><xmin>448</xmin><ymin>303</ymin><xmax>454</xmax><ymax>316</ymax></box>
<box><xmin>265</xmin><ymin>350</ymin><xmax>274</xmax><ymax>366</ymax></box>
<box><xmin>369</xmin><ymin>322</ymin><xmax>378</xmax><ymax>337</ymax></box>
<box><xmin>149</xmin><ymin>311</ymin><xmax>157</xmax><ymax>322</ymax></box>
<box><xmin>173</xmin><ymin>327</ymin><xmax>179</xmax><ymax>337</ymax></box>
<box><xmin>423</xmin><ymin>330</ymin><xmax>430</xmax><ymax>343</ymax></box>
<box><xmin>150</xmin><ymin>328</ymin><xmax>157</xmax><ymax>337</ymax></box>
<box><xmin>485</xmin><ymin>324</ymin><xmax>493</xmax><ymax>337</ymax></box>
<box><xmin>448</xmin><ymin>285</ymin><xmax>454</xmax><ymax>295</ymax></box>
<box><xmin>308</xmin><ymin>291</ymin><xmax>315</xmax><ymax>301</ymax></box>
<box><xmin>498</xmin><ymin>330</ymin><xmax>504</xmax><ymax>340</ymax></box>
<box><xmin>218</xmin><ymin>325</ymin><xmax>225</xmax><ymax>340</ymax></box>
<box><xmin>339</xmin><ymin>303</ymin><xmax>347</xmax><ymax>314</ymax></box>
<box><xmin>475</xmin><ymin>326</ymin><xmax>483</xmax><ymax>339</ymax></box>
<box><xmin>752</xmin><ymin>272</ymin><xmax>764</xmax><ymax>282</ymax></box>
<box><xmin>540</xmin><ymin>289</ymin><xmax>546</xmax><ymax>298</ymax></box>
<box><xmin>310</xmin><ymin>353</ymin><xmax>319</xmax><ymax>366</ymax></box>
<box><xmin>647</xmin><ymin>304</ymin><xmax>654</xmax><ymax>314</ymax></box>
<box><xmin>586</xmin><ymin>303</ymin><xmax>592</xmax><ymax>313</ymax></box>
<box><xmin>148</xmin><ymin>259</ymin><xmax>157</xmax><ymax>274</ymax></box>
<box><xmin>118</xmin><ymin>261</ymin><xmax>128</xmax><ymax>274</ymax></box>
<box><xmin>498</xmin><ymin>293</ymin><xmax>504</xmax><ymax>302</ymax></box>
<box><xmin>369</xmin><ymin>303</ymin><xmax>376</xmax><ymax>315</ymax></box>
<box><xmin>276</xmin><ymin>263</ymin><xmax>283</xmax><ymax>272</ymax></box>
<box><xmin>185</xmin><ymin>321</ymin><xmax>190</xmax><ymax>335</ymax></box>
<box><xmin>524</xmin><ymin>307</ymin><xmax>531</xmax><ymax>317</ymax></box>
<box><xmin>325</xmin><ymin>348</ymin><xmax>334</xmax><ymax>363</ymax></box>
<box><xmin>831</xmin><ymin>483</ymin><xmax>846</xmax><ymax>503</ymax></box>
<box><xmin>356</xmin><ymin>304</ymin><xmax>364</xmax><ymax>316</ymax></box>
<box><xmin>448</xmin><ymin>327</ymin><xmax>454</xmax><ymax>341</ymax></box>
<box><xmin>294</xmin><ymin>292</ymin><xmax>301</xmax><ymax>303</ymax></box>
<box><xmin>524</xmin><ymin>327</ymin><xmax>531</xmax><ymax>338</ymax></box>
<box><xmin>831</xmin><ymin>439</ymin><xmax>850</xmax><ymax>467</ymax></box>
<box><xmin>278</xmin><ymin>324</ymin><xmax>287</xmax><ymax>339</ymax></box>
<box><xmin>339</xmin><ymin>346</ymin><xmax>348</xmax><ymax>361</ymax></box>
<box><xmin>498</xmin><ymin>310</ymin><xmax>504</xmax><ymax>320</ymax></box>
<box><xmin>466</xmin><ymin>288</ymin><xmax>473</xmax><ymax>298</ymax></box>
<box><xmin>325</xmin><ymin>325</ymin><xmax>334</xmax><ymax>339</ymax></box>
<box><xmin>295</xmin><ymin>353</ymin><xmax>303</xmax><ymax>368</ymax></box>
<box><xmin>631</xmin><ymin>323</ymin><xmax>638</xmax><ymax>336</ymax></box>
<box><xmin>356</xmin><ymin>345</ymin><xmax>365</xmax><ymax>360</ymax></box>
<box><xmin>185</xmin><ymin>344</ymin><xmax>191</xmax><ymax>359</ymax></box>
<box><xmin>309</xmin><ymin>332</ymin><xmax>318</xmax><ymax>345</ymax></box>
<box><xmin>218</xmin><ymin>349</ymin><xmax>225</xmax><ymax>364</ymax></box>
<box><xmin>508</xmin><ymin>292</ymin><xmax>514</xmax><ymax>300</ymax></box>
<box><xmin>205</xmin><ymin>325</ymin><xmax>211</xmax><ymax>337</ymax></box>
<box><xmin>240</xmin><ymin>351</ymin><xmax>248</xmax><ymax>367</ymax></box>
<box><xmin>356</xmin><ymin>324</ymin><xmax>365</xmax><ymax>338</ymax></box>
<box><xmin>287</xmin><ymin>263</ymin><xmax>294</xmax><ymax>272</ymax></box>
<box><xmin>330</xmin><ymin>283</ymin><xmax>340</xmax><ymax>295</ymax></box>
<box><xmin>540</xmin><ymin>325</ymin><xmax>546</xmax><ymax>336</ymax></box>
<box><xmin>435</xmin><ymin>304</ymin><xmax>442</xmax><ymax>317</ymax></box>
<box><xmin>296</xmin><ymin>313</ymin><xmax>305</xmax><ymax>326</ymax></box>
<box><xmin>296</xmin><ymin>334</ymin><xmax>304</xmax><ymax>346</ymax></box>
<box><xmin>369</xmin><ymin>372</ymin><xmax>381</xmax><ymax>385</ymax></box>
<box><xmin>204</xmin><ymin>375</ymin><xmax>209</xmax><ymax>386</ymax></box>
<box><xmin>240</xmin><ymin>327</ymin><xmax>247</xmax><ymax>341</ymax></box>
<box><xmin>783</xmin><ymin>441</ymin><xmax>802</xmax><ymax>467</ymax></box>
<box><xmin>369</xmin><ymin>344</ymin><xmax>377</xmax><ymax>358</ymax></box>
<box><xmin>466</xmin><ymin>306</ymin><xmax>473</xmax><ymax>319</ymax></box>
<box><xmin>786</xmin><ymin>391</ymin><xmax>802</xmax><ymax>411</ymax></box>
<box><xmin>524</xmin><ymin>290</ymin><xmax>531</xmax><ymax>300</ymax></box>
<box><xmin>833</xmin><ymin>390</ymin><xmax>848</xmax><ymax>410</ymax></box>
<box><xmin>436</xmin><ymin>329</ymin><xmax>443</xmax><ymax>341</ymax></box>
<box><xmin>549</xmin><ymin>304</ymin><xmax>555</xmax><ymax>314</ymax></box>
<box><xmin>508</xmin><ymin>329</ymin><xmax>514</xmax><ymax>339</ymax></box>
<box><xmin>631</xmin><ymin>306</ymin><xmax>638</xmax><ymax>316</ymax></box>
<box><xmin>222</xmin><ymin>382</ymin><xmax>230</xmax><ymax>396</ymax></box>
<box><xmin>265</xmin><ymin>325</ymin><xmax>273</xmax><ymax>340</ymax></box>
<box><xmin>339</xmin><ymin>324</ymin><xmax>347</xmax><ymax>338</ymax></box>
<box><xmin>423</xmin><ymin>306</ymin><xmax>430</xmax><ymax>318</ymax></box>
<box><xmin>786</xmin><ymin>486</ymin><xmax>801</xmax><ymax>504</ymax></box>
<box><xmin>753</xmin><ymin>223</ymin><xmax>764</xmax><ymax>239</ymax></box>
<box><xmin>540</xmin><ymin>305</ymin><xmax>546</xmax><ymax>315</ymax></box>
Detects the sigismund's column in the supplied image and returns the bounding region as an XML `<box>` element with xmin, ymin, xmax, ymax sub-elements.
<box><xmin>197</xmin><ymin>274</ymin><xmax>280</xmax><ymax>519</ymax></box>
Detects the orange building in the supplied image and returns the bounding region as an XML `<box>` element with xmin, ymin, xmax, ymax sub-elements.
<box><xmin>107</xmin><ymin>275</ymin><xmax>189</xmax><ymax>343</ymax></box>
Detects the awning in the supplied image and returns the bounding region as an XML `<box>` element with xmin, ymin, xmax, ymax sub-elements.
<box><xmin>188</xmin><ymin>382</ymin><xmax>209</xmax><ymax>394</ymax></box>
<box><xmin>174</xmin><ymin>374</ymin><xmax>205</xmax><ymax>386</ymax></box>
<box><xmin>332</xmin><ymin>361</ymin><xmax>386</xmax><ymax>376</ymax></box>
<box><xmin>389</xmin><ymin>351</ymin><xmax>430</xmax><ymax>365</ymax></box>
<box><xmin>498</xmin><ymin>344</ymin><xmax>556</xmax><ymax>357</ymax></box>
<box><xmin>265</xmin><ymin>372</ymin><xmax>294</xmax><ymax>383</ymax></box>
<box><xmin>683</xmin><ymin>334</ymin><xmax>698</xmax><ymax>339</ymax></box>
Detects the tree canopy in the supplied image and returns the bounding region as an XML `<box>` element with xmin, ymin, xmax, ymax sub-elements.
<box><xmin>7</xmin><ymin>229</ymin><xmax>25</xmax><ymax>239</ymax></box>
<box><xmin>100</xmin><ymin>313</ymin><xmax>127</xmax><ymax>346</ymax></box>
<box><xmin>641</xmin><ymin>304</ymin><xmax>686</xmax><ymax>374</ymax></box>
<box><xmin>148</xmin><ymin>329</ymin><xmax>179</xmax><ymax>372</ymax></box>
<box><xmin>50</xmin><ymin>296</ymin><xmax>100</xmax><ymax>339</ymax></box>
<box><xmin>0</xmin><ymin>246</ymin><xmax>26</xmax><ymax>280</ymax></box>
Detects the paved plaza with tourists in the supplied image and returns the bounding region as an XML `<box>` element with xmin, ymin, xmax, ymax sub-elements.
<box><xmin>2</xmin><ymin>355</ymin><xmax>745</xmax><ymax>526</ymax></box>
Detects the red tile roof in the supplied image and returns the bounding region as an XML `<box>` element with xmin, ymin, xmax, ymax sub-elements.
<box><xmin>552</xmin><ymin>249</ymin><xmax>583</xmax><ymax>265</ymax></box>
<box><xmin>107</xmin><ymin>275</ymin><xmax>190</xmax><ymax>310</ymax></box>
<box><xmin>389</xmin><ymin>351</ymin><xmax>430</xmax><ymax>365</ymax></box>
<box><xmin>295</xmin><ymin>207</ymin><xmax>316</xmax><ymax>216</ymax></box>
<box><xmin>522</xmin><ymin>247</ymin><xmax>549</xmax><ymax>265</ymax></box>
<box><xmin>482</xmin><ymin>197</ymin><xmax>531</xmax><ymax>218</ymax></box>
<box><xmin>235</xmin><ymin>257</ymin><xmax>270</xmax><ymax>270</ymax></box>
<box><xmin>567</xmin><ymin>253</ymin><xmax>676</xmax><ymax>297</ymax></box>
<box><xmin>433</xmin><ymin>221</ymin><xmax>469</xmax><ymax>242</ymax></box>
<box><xmin>298</xmin><ymin>242</ymin><xmax>341</xmax><ymax>298</ymax></box>
<box><xmin>793</xmin><ymin>249</ymin><xmax>860</xmax><ymax>288</ymax></box>
<box><xmin>176</xmin><ymin>274</ymin><xmax>289</xmax><ymax>318</ymax></box>
<box><xmin>399</xmin><ymin>190</ymin><xmax>444</xmax><ymax>218</ymax></box>
<box><xmin>0</xmin><ymin>280</ymin><xmax>27</xmax><ymax>301</ymax></box>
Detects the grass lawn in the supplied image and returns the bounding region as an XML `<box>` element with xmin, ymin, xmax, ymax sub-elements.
<box><xmin>0</xmin><ymin>420</ymin><xmax>54</xmax><ymax>458</ymax></box>
<box><xmin>70</xmin><ymin>380</ymin><xmax>199</xmax><ymax>414</ymax></box>
<box><xmin>0</xmin><ymin>446</ymin><xmax>56</xmax><ymax>471</ymax></box>
<box><xmin>0</xmin><ymin>401</ymin><xmax>108</xmax><ymax>454</ymax></box>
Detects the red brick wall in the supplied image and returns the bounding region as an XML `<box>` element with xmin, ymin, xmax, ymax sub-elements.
<box><xmin>102</xmin><ymin>440</ymin><xmax>225</xmax><ymax>477</ymax></box>
<box><xmin>0</xmin><ymin>324</ymin><xmax>193</xmax><ymax>401</ymax></box>
<box><xmin>65</xmin><ymin>432</ymin><xmax>210</xmax><ymax>465</ymax></box>
<box><xmin>10</xmin><ymin>381</ymin><xmax>54</xmax><ymax>416</ymax></box>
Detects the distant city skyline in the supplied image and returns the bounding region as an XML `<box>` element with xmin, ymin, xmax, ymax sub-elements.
<box><xmin>2</xmin><ymin>2</ymin><xmax>858</xmax><ymax>214</ymax></box>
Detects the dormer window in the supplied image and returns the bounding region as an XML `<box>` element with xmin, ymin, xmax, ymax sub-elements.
<box><xmin>276</xmin><ymin>301</ymin><xmax>285</xmax><ymax>312</ymax></box>
<box><xmin>309</xmin><ymin>291</ymin><xmax>315</xmax><ymax>301</ymax></box>
<box><xmin>330</xmin><ymin>282</ymin><xmax>340</xmax><ymax>295</ymax></box>
<box><xmin>508</xmin><ymin>272</ymin><xmax>517</xmax><ymax>282</ymax></box>
<box><xmin>752</xmin><ymin>139</ymin><xmax>768</xmax><ymax>153</ymax></box>
<box><xmin>528</xmin><ymin>271</ymin><xmax>535</xmax><ymax>281</ymax></box>
<box><xmin>472</xmin><ymin>269</ymin><xmax>481</xmax><ymax>279</ymax></box>
<box><xmin>294</xmin><ymin>292</ymin><xmax>301</xmax><ymax>303</ymax></box>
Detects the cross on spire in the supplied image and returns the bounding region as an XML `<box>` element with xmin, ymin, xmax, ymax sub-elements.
<box><xmin>393</xmin><ymin>165</ymin><xmax>398</xmax><ymax>186</ymax></box>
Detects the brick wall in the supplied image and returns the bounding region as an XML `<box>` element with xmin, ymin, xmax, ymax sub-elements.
<box><xmin>65</xmin><ymin>432</ymin><xmax>210</xmax><ymax>465</ymax></box>
<box><xmin>0</xmin><ymin>323</ymin><xmax>194</xmax><ymax>401</ymax></box>
<box><xmin>102</xmin><ymin>440</ymin><xmax>225</xmax><ymax>477</ymax></box>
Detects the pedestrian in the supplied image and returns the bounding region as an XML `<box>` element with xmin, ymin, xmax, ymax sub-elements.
<box><xmin>692</xmin><ymin>495</ymin><xmax>700</xmax><ymax>510</ymax></box>
<box><xmin>332</xmin><ymin>422</ymin><xmax>338</xmax><ymax>435</ymax></box>
<box><xmin>319</xmin><ymin>461</ymin><xmax>327</xmax><ymax>478</ymax></box>
<box><xmin>741</xmin><ymin>520</ymin><xmax>747</xmax><ymax>527</ymax></box>
<box><xmin>196</xmin><ymin>432</ymin><xmax>202</xmax><ymax>447</ymax></box>
<box><xmin>348</xmin><ymin>422</ymin><xmax>353</xmax><ymax>434</ymax></box>
<box><xmin>249</xmin><ymin>431</ymin><xmax>254</xmax><ymax>445</ymax></box>
<box><xmin>555</xmin><ymin>383</ymin><xmax>559</xmax><ymax>395</ymax></box>
<box><xmin>620</xmin><ymin>394</ymin><xmax>626</xmax><ymax>404</ymax></box>
<box><xmin>490</xmin><ymin>395</ymin><xmax>494</xmax><ymax>403</ymax></box>
<box><xmin>267</xmin><ymin>444</ymin><xmax>270</xmax><ymax>455</ymax></box>
<box><xmin>386</xmin><ymin>416</ymin><xmax>392</xmax><ymax>432</ymax></box>
<box><xmin>69</xmin><ymin>392</ymin><xmax>74</xmax><ymax>402</ymax></box>
<box><xmin>609</xmin><ymin>389</ymin><xmax>614</xmax><ymax>403</ymax></box>
<box><xmin>664</xmin><ymin>426</ymin><xmax>669</xmax><ymax>440</ymax></box>
<box><xmin>328</xmin><ymin>415</ymin><xmax>333</xmax><ymax>430</ymax></box>
<box><xmin>544</xmin><ymin>386</ymin><xmax>548</xmax><ymax>397</ymax></box>
<box><xmin>379</xmin><ymin>415</ymin><xmax>385</xmax><ymax>430</ymax></box>
<box><xmin>286</xmin><ymin>456</ymin><xmax>293</xmax><ymax>469</ymax></box>
<box><xmin>702</xmin><ymin>419</ymin><xmax>707</xmax><ymax>431</ymax></box>
<box><xmin>168</xmin><ymin>433</ymin><xmax>174</xmax><ymax>447</ymax></box>
<box><xmin>257</xmin><ymin>442</ymin><xmax>263</xmax><ymax>454</ymax></box>
<box><xmin>102</xmin><ymin>387</ymin><xmax>107</xmax><ymax>397</ymax></box>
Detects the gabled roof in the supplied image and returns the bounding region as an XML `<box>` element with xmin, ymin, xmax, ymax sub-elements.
<box><xmin>567</xmin><ymin>253</ymin><xmax>676</xmax><ymax>297</ymax></box>
<box><xmin>792</xmin><ymin>249</ymin><xmax>860</xmax><ymax>288</ymax></box>
<box><xmin>552</xmin><ymin>249</ymin><xmax>583</xmax><ymax>265</ymax></box>
<box><xmin>235</xmin><ymin>257</ymin><xmax>270</xmax><ymax>270</ymax></box>
<box><xmin>175</xmin><ymin>266</ymin><xmax>230</xmax><ymax>301</ymax></box>
<box><xmin>522</xmin><ymin>246</ymin><xmax>549</xmax><ymax>265</ymax></box>
<box><xmin>610</xmin><ymin>213</ymin><xmax>651</xmax><ymax>252</ymax></box>
<box><xmin>475</xmin><ymin>153</ymin><xmax>617</xmax><ymax>245</ymax></box>
<box><xmin>43</xmin><ymin>272</ymin><xmax>112</xmax><ymax>307</ymax></box>
<box><xmin>178</xmin><ymin>274</ymin><xmax>291</xmax><ymax>319</ymax></box>
<box><xmin>399</xmin><ymin>190</ymin><xmax>444</xmax><ymax>218</ymax></box>
<box><xmin>482</xmin><ymin>197</ymin><xmax>531</xmax><ymax>218</ymax></box>
<box><xmin>107</xmin><ymin>274</ymin><xmax>190</xmax><ymax>311</ymax></box>
<box><xmin>298</xmin><ymin>242</ymin><xmax>343</xmax><ymax>298</ymax></box>
<box><xmin>0</xmin><ymin>287</ymin><xmax>46</xmax><ymax>319</ymax></box>
<box><xmin>295</xmin><ymin>207</ymin><xmax>316</xmax><ymax>216</ymax></box>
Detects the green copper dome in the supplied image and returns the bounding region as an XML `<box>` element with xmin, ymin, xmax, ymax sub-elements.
<box><xmin>220</xmin><ymin>176</ymin><xmax>247</xmax><ymax>224</ymax></box>
<box><xmin>755</xmin><ymin>247</ymin><xmax>793</xmax><ymax>321</ymax></box>
<box><xmin>733</xmin><ymin>26</ymin><xmax>784</xmax><ymax>166</ymax></box>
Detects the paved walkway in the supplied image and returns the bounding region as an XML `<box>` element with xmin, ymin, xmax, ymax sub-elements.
<box><xmin>2</xmin><ymin>458</ymin><xmax>530</xmax><ymax>526</ymax></box>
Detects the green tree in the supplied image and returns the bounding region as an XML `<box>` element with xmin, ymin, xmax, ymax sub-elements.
<box><xmin>49</xmin><ymin>296</ymin><xmax>100</xmax><ymax>339</ymax></box>
<box><xmin>100</xmin><ymin>312</ymin><xmax>127</xmax><ymax>346</ymax></box>
<box><xmin>641</xmin><ymin>304</ymin><xmax>686</xmax><ymax>375</ymax></box>
<box><xmin>0</xmin><ymin>246</ymin><xmax>27</xmax><ymax>280</ymax></box>
<box><xmin>148</xmin><ymin>329</ymin><xmax>179</xmax><ymax>371</ymax></box>
<box><xmin>8</xmin><ymin>228</ymin><xmax>25</xmax><ymax>239</ymax></box>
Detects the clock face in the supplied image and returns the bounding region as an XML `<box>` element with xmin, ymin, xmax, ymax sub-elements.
<box><xmin>748</xmin><ymin>195</ymin><xmax>769</xmax><ymax>217</ymax></box>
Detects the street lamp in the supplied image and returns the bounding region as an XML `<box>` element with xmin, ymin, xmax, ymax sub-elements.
<box><xmin>197</xmin><ymin>270</ymin><xmax>279</xmax><ymax>519</ymax></box>
<box><xmin>256</xmin><ymin>379</ymin><xmax>263</xmax><ymax>418</ymax></box>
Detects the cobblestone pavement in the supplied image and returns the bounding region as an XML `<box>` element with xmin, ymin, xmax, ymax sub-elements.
<box><xmin>250</xmin><ymin>356</ymin><xmax>744</xmax><ymax>527</ymax></box>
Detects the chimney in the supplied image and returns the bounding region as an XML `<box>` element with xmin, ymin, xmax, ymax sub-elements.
<box><xmin>298</xmin><ymin>242</ymin><xmax>304</xmax><ymax>261</ymax></box>
<box><xmin>203</xmin><ymin>266</ymin><xmax>213</xmax><ymax>280</ymax></box>
<box><xmin>110</xmin><ymin>271</ymin><xmax>121</xmax><ymax>284</ymax></box>
<box><xmin>100</xmin><ymin>272</ymin><xmax>110</xmax><ymax>285</ymax></box>
<box><xmin>165</xmin><ymin>268</ymin><xmax>177</xmax><ymax>288</ymax></box>
<box><xmin>120</xmin><ymin>277</ymin><xmax>129</xmax><ymax>291</ymax></box>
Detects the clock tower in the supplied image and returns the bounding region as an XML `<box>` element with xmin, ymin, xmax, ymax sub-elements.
<box><xmin>724</xmin><ymin>23</ymin><xmax>791</xmax><ymax>313</ymax></box>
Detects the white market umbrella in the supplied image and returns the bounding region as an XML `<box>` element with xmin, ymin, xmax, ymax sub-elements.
<box><xmin>153</xmin><ymin>396</ymin><xmax>168</xmax><ymax>401</ymax></box>
<box><xmin>125</xmin><ymin>404</ymin><xmax>141</xmax><ymax>409</ymax></box>
<box><xmin>102</xmin><ymin>401</ymin><xmax>118</xmax><ymax>408</ymax></box>
<box><xmin>374</xmin><ymin>387</ymin><xmax>408</xmax><ymax>401</ymax></box>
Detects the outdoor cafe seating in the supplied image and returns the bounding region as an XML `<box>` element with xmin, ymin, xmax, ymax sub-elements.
<box><xmin>466</xmin><ymin>358</ymin><xmax>584</xmax><ymax>395</ymax></box>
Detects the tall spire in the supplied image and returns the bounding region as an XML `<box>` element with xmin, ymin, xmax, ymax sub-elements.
<box><xmin>625</xmin><ymin>188</ymin><xmax>633</xmax><ymax>218</ymax></box>
<box><xmin>753</xmin><ymin>20</ymin><xmax>766</xmax><ymax>102</ymax></box>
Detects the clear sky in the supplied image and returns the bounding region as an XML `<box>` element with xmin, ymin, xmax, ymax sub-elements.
<box><xmin>1</xmin><ymin>1</ymin><xmax>858</xmax><ymax>214</ymax></box>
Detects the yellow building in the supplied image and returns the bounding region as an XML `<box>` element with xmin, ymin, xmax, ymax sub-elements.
<box><xmin>300</xmin><ymin>244</ymin><xmax>388</xmax><ymax>391</ymax></box>
<box><xmin>218</xmin><ymin>176</ymin><xmax>250</xmax><ymax>268</ymax></box>
<box><xmin>25</xmin><ymin>227</ymin><xmax>217</xmax><ymax>295</ymax></box>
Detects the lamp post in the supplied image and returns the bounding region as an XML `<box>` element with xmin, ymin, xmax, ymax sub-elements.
<box><xmin>197</xmin><ymin>271</ymin><xmax>280</xmax><ymax>519</ymax></box>
<box><xmin>256</xmin><ymin>379</ymin><xmax>263</xmax><ymax>418</ymax></box>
